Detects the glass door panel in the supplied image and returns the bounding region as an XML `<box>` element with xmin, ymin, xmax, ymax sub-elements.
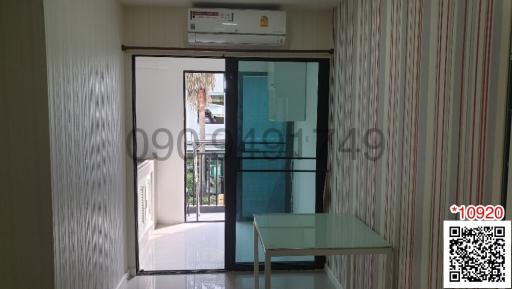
<box><xmin>234</xmin><ymin>61</ymin><xmax>320</xmax><ymax>264</ymax></box>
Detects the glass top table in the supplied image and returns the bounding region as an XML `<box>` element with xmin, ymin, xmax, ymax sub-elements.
<box><xmin>254</xmin><ymin>213</ymin><xmax>391</xmax><ymax>252</ymax></box>
<box><xmin>253</xmin><ymin>213</ymin><xmax>393</xmax><ymax>289</ymax></box>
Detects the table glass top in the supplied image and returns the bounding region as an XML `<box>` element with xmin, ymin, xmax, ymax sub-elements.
<box><xmin>253</xmin><ymin>213</ymin><xmax>391</xmax><ymax>251</ymax></box>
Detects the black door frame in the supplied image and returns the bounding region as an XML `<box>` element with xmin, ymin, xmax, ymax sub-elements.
<box><xmin>224</xmin><ymin>57</ymin><xmax>330</xmax><ymax>271</ymax></box>
<box><xmin>131</xmin><ymin>55</ymin><xmax>330</xmax><ymax>275</ymax></box>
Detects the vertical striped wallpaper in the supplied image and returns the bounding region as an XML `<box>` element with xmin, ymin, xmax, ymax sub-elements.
<box><xmin>327</xmin><ymin>0</ymin><xmax>511</xmax><ymax>288</ymax></box>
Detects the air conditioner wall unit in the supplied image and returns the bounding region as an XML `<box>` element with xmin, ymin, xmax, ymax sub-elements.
<box><xmin>188</xmin><ymin>8</ymin><xmax>286</xmax><ymax>47</ymax></box>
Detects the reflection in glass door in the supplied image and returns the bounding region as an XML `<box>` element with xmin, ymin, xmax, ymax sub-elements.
<box><xmin>238</xmin><ymin>72</ymin><xmax>291</xmax><ymax>221</ymax></box>
<box><xmin>225</xmin><ymin>59</ymin><xmax>329</xmax><ymax>269</ymax></box>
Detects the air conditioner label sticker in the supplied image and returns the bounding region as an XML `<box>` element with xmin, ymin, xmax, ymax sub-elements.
<box><xmin>191</xmin><ymin>11</ymin><xmax>220</xmax><ymax>19</ymax></box>
<box><xmin>260</xmin><ymin>16</ymin><xmax>269</xmax><ymax>27</ymax></box>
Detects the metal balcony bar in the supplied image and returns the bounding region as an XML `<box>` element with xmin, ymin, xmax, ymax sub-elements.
<box><xmin>186</xmin><ymin>140</ymin><xmax>225</xmax><ymax>222</ymax></box>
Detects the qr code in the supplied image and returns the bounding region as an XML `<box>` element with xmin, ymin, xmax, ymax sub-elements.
<box><xmin>444</xmin><ymin>221</ymin><xmax>511</xmax><ymax>288</ymax></box>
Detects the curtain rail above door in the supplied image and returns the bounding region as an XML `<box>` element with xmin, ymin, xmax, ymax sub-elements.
<box><xmin>122</xmin><ymin>45</ymin><xmax>333</xmax><ymax>55</ymax></box>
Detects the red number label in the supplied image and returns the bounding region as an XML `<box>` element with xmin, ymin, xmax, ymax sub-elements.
<box><xmin>450</xmin><ymin>204</ymin><xmax>505</xmax><ymax>221</ymax></box>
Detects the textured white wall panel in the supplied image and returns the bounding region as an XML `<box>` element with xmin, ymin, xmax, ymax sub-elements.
<box><xmin>44</xmin><ymin>0</ymin><xmax>126</xmax><ymax>288</ymax></box>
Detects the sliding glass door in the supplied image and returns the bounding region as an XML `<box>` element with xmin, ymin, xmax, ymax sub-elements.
<box><xmin>225</xmin><ymin>58</ymin><xmax>329</xmax><ymax>269</ymax></box>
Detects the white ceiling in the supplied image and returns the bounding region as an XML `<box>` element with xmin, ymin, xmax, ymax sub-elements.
<box><xmin>120</xmin><ymin>0</ymin><xmax>338</xmax><ymax>10</ymax></box>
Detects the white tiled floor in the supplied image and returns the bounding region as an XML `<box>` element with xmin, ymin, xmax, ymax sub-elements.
<box><xmin>127</xmin><ymin>271</ymin><xmax>339</xmax><ymax>289</ymax></box>
<box><xmin>140</xmin><ymin>222</ymin><xmax>224</xmax><ymax>271</ymax></box>
<box><xmin>139</xmin><ymin>220</ymin><xmax>311</xmax><ymax>271</ymax></box>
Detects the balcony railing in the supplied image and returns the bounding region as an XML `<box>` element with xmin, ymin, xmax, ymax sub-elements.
<box><xmin>186</xmin><ymin>140</ymin><xmax>225</xmax><ymax>222</ymax></box>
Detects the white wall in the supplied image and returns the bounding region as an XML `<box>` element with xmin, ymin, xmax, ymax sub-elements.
<box><xmin>44</xmin><ymin>0</ymin><xmax>127</xmax><ymax>289</ymax></box>
<box><xmin>123</xmin><ymin>6</ymin><xmax>333</xmax><ymax>50</ymax></box>
<box><xmin>0</xmin><ymin>1</ymin><xmax>55</xmax><ymax>289</ymax></box>
<box><xmin>135</xmin><ymin>57</ymin><xmax>225</xmax><ymax>226</ymax></box>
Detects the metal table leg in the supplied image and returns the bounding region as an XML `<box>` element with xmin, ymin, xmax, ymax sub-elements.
<box><xmin>265</xmin><ymin>251</ymin><xmax>271</xmax><ymax>289</ymax></box>
<box><xmin>254</xmin><ymin>224</ymin><xmax>259</xmax><ymax>289</ymax></box>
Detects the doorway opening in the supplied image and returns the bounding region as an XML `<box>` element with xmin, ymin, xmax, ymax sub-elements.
<box><xmin>132</xmin><ymin>55</ymin><xmax>330</xmax><ymax>275</ymax></box>
<box><xmin>133</xmin><ymin>57</ymin><xmax>226</xmax><ymax>273</ymax></box>
<box><xmin>184</xmin><ymin>71</ymin><xmax>226</xmax><ymax>223</ymax></box>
